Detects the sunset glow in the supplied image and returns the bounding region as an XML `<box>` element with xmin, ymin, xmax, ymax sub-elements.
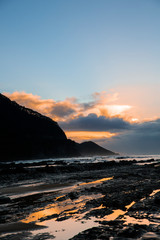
<box><xmin>1</xmin><ymin>2</ymin><xmax>160</xmax><ymax>240</ymax></box>
<box><xmin>1</xmin><ymin>0</ymin><xmax>160</xmax><ymax>154</ymax></box>
<box><xmin>65</xmin><ymin>131</ymin><xmax>118</xmax><ymax>142</ymax></box>
<box><xmin>3</xmin><ymin>89</ymin><xmax>160</xmax><ymax>153</ymax></box>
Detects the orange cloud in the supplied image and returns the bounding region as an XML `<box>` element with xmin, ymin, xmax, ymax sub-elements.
<box><xmin>99</xmin><ymin>105</ymin><xmax>132</xmax><ymax>119</ymax></box>
<box><xmin>3</xmin><ymin>88</ymin><xmax>160</xmax><ymax>154</ymax></box>
<box><xmin>6</xmin><ymin>86</ymin><xmax>159</xmax><ymax>124</ymax></box>
<box><xmin>5</xmin><ymin>89</ymin><xmax>157</xmax><ymax>146</ymax></box>
<box><xmin>4</xmin><ymin>91</ymin><xmax>134</xmax><ymax>123</ymax></box>
<box><xmin>3</xmin><ymin>91</ymin><xmax>79</xmax><ymax>122</ymax></box>
<box><xmin>92</xmin><ymin>91</ymin><xmax>119</xmax><ymax>104</ymax></box>
<box><xmin>65</xmin><ymin>131</ymin><xmax>118</xmax><ymax>142</ymax></box>
<box><xmin>4</xmin><ymin>91</ymin><xmax>54</xmax><ymax>116</ymax></box>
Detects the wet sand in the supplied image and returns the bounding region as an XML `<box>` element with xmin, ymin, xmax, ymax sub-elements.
<box><xmin>0</xmin><ymin>182</ymin><xmax>74</xmax><ymax>196</ymax></box>
<box><xmin>0</xmin><ymin>158</ymin><xmax>160</xmax><ymax>239</ymax></box>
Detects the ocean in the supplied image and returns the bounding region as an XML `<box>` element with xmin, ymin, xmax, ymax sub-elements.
<box><xmin>4</xmin><ymin>154</ymin><xmax>160</xmax><ymax>165</ymax></box>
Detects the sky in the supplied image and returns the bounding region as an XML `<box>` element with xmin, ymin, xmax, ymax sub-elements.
<box><xmin>1</xmin><ymin>0</ymin><xmax>160</xmax><ymax>154</ymax></box>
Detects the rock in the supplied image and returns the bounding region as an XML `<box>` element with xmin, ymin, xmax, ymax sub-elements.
<box><xmin>0</xmin><ymin>93</ymin><xmax>80</xmax><ymax>161</ymax></box>
<box><xmin>154</xmin><ymin>196</ymin><xmax>160</xmax><ymax>205</ymax></box>
<box><xmin>117</xmin><ymin>225</ymin><xmax>146</xmax><ymax>238</ymax></box>
<box><xmin>0</xmin><ymin>196</ymin><xmax>11</xmax><ymax>204</ymax></box>
<box><xmin>76</xmin><ymin>141</ymin><xmax>116</xmax><ymax>156</ymax></box>
<box><xmin>68</xmin><ymin>192</ymin><xmax>79</xmax><ymax>200</ymax></box>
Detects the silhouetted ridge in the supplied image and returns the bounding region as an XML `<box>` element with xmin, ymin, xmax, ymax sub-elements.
<box><xmin>0</xmin><ymin>93</ymin><xmax>79</xmax><ymax>160</ymax></box>
<box><xmin>0</xmin><ymin>93</ymin><xmax>116</xmax><ymax>161</ymax></box>
<box><xmin>0</xmin><ymin>93</ymin><xmax>66</xmax><ymax>139</ymax></box>
<box><xmin>77</xmin><ymin>141</ymin><xmax>116</xmax><ymax>156</ymax></box>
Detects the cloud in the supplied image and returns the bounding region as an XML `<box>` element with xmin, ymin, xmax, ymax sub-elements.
<box><xmin>100</xmin><ymin>119</ymin><xmax>160</xmax><ymax>154</ymax></box>
<box><xmin>3</xmin><ymin>91</ymin><xmax>160</xmax><ymax>154</ymax></box>
<box><xmin>50</xmin><ymin>102</ymin><xmax>76</xmax><ymax>118</ymax></box>
<box><xmin>3</xmin><ymin>91</ymin><xmax>79</xmax><ymax>121</ymax></box>
<box><xmin>92</xmin><ymin>91</ymin><xmax>119</xmax><ymax>104</ymax></box>
<box><xmin>3</xmin><ymin>91</ymin><xmax>133</xmax><ymax>122</ymax></box>
<box><xmin>65</xmin><ymin>131</ymin><xmax>117</xmax><ymax>142</ymax></box>
<box><xmin>4</xmin><ymin>91</ymin><xmax>54</xmax><ymax>114</ymax></box>
<box><xmin>59</xmin><ymin>113</ymin><xmax>131</xmax><ymax>132</ymax></box>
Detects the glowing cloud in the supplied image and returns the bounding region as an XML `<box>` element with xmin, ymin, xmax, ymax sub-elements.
<box><xmin>3</xmin><ymin>89</ymin><xmax>160</xmax><ymax>154</ymax></box>
<box><xmin>4</xmin><ymin>91</ymin><xmax>134</xmax><ymax>122</ymax></box>
<box><xmin>4</xmin><ymin>91</ymin><xmax>79</xmax><ymax>121</ymax></box>
<box><xmin>65</xmin><ymin>131</ymin><xmax>117</xmax><ymax>142</ymax></box>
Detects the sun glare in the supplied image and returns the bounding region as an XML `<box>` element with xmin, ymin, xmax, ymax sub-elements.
<box><xmin>105</xmin><ymin>105</ymin><xmax>132</xmax><ymax>116</ymax></box>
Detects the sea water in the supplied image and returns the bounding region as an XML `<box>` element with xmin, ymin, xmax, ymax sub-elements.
<box><xmin>3</xmin><ymin>154</ymin><xmax>160</xmax><ymax>165</ymax></box>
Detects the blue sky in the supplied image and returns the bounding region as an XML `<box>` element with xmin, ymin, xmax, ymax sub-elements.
<box><xmin>1</xmin><ymin>0</ymin><xmax>160</xmax><ymax>100</ymax></box>
<box><xmin>1</xmin><ymin>0</ymin><xmax>160</xmax><ymax>153</ymax></box>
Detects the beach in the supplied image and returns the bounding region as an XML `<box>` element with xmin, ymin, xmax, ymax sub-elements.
<box><xmin>0</xmin><ymin>157</ymin><xmax>160</xmax><ymax>240</ymax></box>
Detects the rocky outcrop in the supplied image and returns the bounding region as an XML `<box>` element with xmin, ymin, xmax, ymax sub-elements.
<box><xmin>0</xmin><ymin>93</ymin><xmax>79</xmax><ymax>161</ymax></box>
<box><xmin>0</xmin><ymin>94</ymin><xmax>116</xmax><ymax>161</ymax></box>
<box><xmin>77</xmin><ymin>141</ymin><xmax>116</xmax><ymax>156</ymax></box>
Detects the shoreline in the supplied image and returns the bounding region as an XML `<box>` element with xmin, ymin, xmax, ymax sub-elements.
<box><xmin>0</xmin><ymin>159</ymin><xmax>160</xmax><ymax>239</ymax></box>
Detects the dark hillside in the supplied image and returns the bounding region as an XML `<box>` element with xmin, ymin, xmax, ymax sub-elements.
<box><xmin>0</xmin><ymin>93</ymin><xmax>79</xmax><ymax>161</ymax></box>
<box><xmin>77</xmin><ymin>141</ymin><xmax>116</xmax><ymax>156</ymax></box>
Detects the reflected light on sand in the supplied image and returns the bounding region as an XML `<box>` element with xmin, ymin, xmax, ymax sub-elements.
<box><xmin>104</xmin><ymin>209</ymin><xmax>126</xmax><ymax>221</ymax></box>
<box><xmin>150</xmin><ymin>189</ymin><xmax>160</xmax><ymax>197</ymax></box>
<box><xmin>22</xmin><ymin>177</ymin><xmax>113</xmax><ymax>224</ymax></box>
<box><xmin>79</xmin><ymin>177</ymin><xmax>113</xmax><ymax>186</ymax></box>
<box><xmin>125</xmin><ymin>201</ymin><xmax>135</xmax><ymax>209</ymax></box>
<box><xmin>22</xmin><ymin>193</ymin><xmax>103</xmax><ymax>224</ymax></box>
<box><xmin>123</xmin><ymin>215</ymin><xmax>157</xmax><ymax>225</ymax></box>
<box><xmin>103</xmin><ymin>201</ymin><xmax>135</xmax><ymax>221</ymax></box>
<box><xmin>22</xmin><ymin>204</ymin><xmax>61</xmax><ymax>223</ymax></box>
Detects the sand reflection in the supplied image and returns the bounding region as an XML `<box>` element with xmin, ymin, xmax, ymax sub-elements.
<box><xmin>21</xmin><ymin>193</ymin><xmax>104</xmax><ymax>240</ymax></box>
<box><xmin>22</xmin><ymin>193</ymin><xmax>103</xmax><ymax>224</ymax></box>
<box><xmin>79</xmin><ymin>177</ymin><xmax>113</xmax><ymax>186</ymax></box>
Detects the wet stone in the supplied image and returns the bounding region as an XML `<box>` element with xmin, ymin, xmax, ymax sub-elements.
<box><xmin>0</xmin><ymin>196</ymin><xmax>11</xmax><ymax>204</ymax></box>
<box><xmin>0</xmin><ymin>160</ymin><xmax>160</xmax><ymax>239</ymax></box>
<box><xmin>154</xmin><ymin>196</ymin><xmax>160</xmax><ymax>205</ymax></box>
<box><xmin>68</xmin><ymin>191</ymin><xmax>79</xmax><ymax>200</ymax></box>
<box><xmin>117</xmin><ymin>225</ymin><xmax>147</xmax><ymax>238</ymax></box>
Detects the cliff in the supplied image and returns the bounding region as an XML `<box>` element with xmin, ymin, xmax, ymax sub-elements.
<box><xmin>0</xmin><ymin>93</ymin><xmax>116</xmax><ymax>161</ymax></box>
<box><xmin>0</xmin><ymin>93</ymin><xmax>79</xmax><ymax>160</ymax></box>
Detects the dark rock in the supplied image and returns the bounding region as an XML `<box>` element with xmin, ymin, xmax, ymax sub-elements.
<box><xmin>0</xmin><ymin>94</ymin><xmax>116</xmax><ymax>161</ymax></box>
<box><xmin>0</xmin><ymin>196</ymin><xmax>11</xmax><ymax>204</ymax></box>
<box><xmin>39</xmin><ymin>214</ymin><xmax>58</xmax><ymax>222</ymax></box>
<box><xmin>56</xmin><ymin>215</ymin><xmax>70</xmax><ymax>221</ymax></box>
<box><xmin>154</xmin><ymin>196</ymin><xmax>160</xmax><ymax>205</ymax></box>
<box><xmin>55</xmin><ymin>160</ymin><xmax>67</xmax><ymax>165</ymax></box>
<box><xmin>0</xmin><ymin>93</ymin><xmax>79</xmax><ymax>161</ymax></box>
<box><xmin>68</xmin><ymin>192</ymin><xmax>79</xmax><ymax>200</ymax></box>
<box><xmin>76</xmin><ymin>141</ymin><xmax>116</xmax><ymax>156</ymax></box>
<box><xmin>117</xmin><ymin>225</ymin><xmax>146</xmax><ymax>238</ymax></box>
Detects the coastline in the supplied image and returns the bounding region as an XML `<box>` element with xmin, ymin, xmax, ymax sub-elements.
<box><xmin>0</xmin><ymin>157</ymin><xmax>160</xmax><ymax>239</ymax></box>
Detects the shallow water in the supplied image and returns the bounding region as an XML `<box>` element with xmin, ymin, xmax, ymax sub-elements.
<box><xmin>19</xmin><ymin>191</ymin><xmax>137</xmax><ymax>239</ymax></box>
<box><xmin>1</xmin><ymin>157</ymin><xmax>160</xmax><ymax>240</ymax></box>
<box><xmin>14</xmin><ymin>177</ymin><xmax>113</xmax><ymax>239</ymax></box>
<box><xmin>121</xmin><ymin>188</ymin><xmax>160</xmax><ymax>226</ymax></box>
<box><xmin>4</xmin><ymin>183</ymin><xmax>74</xmax><ymax>199</ymax></box>
<box><xmin>122</xmin><ymin>215</ymin><xmax>160</xmax><ymax>226</ymax></box>
<box><xmin>31</xmin><ymin>216</ymin><xmax>99</xmax><ymax>240</ymax></box>
<box><xmin>3</xmin><ymin>154</ymin><xmax>160</xmax><ymax>165</ymax></box>
<box><xmin>21</xmin><ymin>193</ymin><xmax>103</xmax><ymax>240</ymax></box>
<box><xmin>79</xmin><ymin>177</ymin><xmax>113</xmax><ymax>186</ymax></box>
